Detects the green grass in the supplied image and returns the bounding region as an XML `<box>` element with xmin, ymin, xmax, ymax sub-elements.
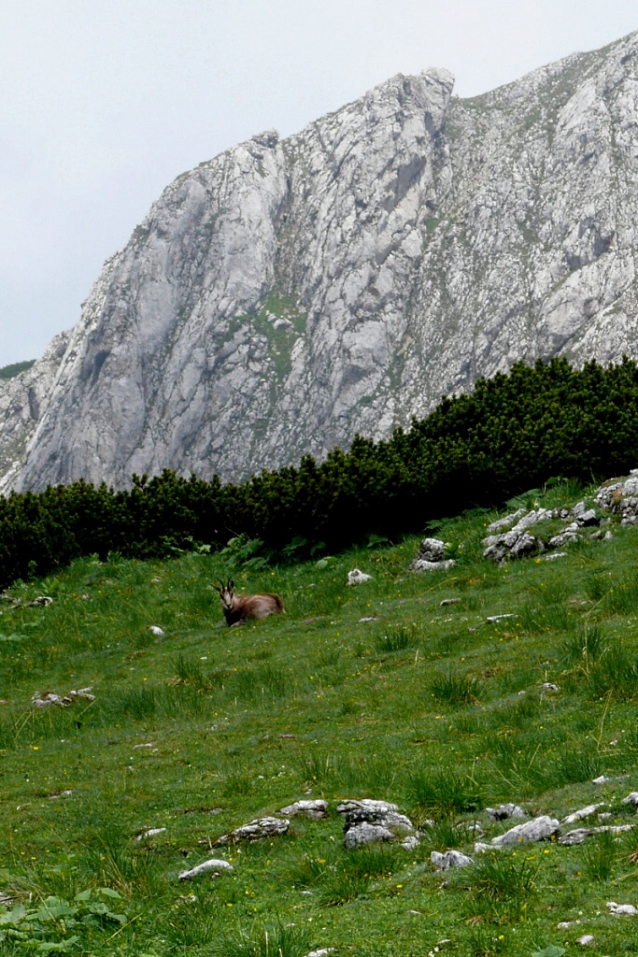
<box><xmin>3</xmin><ymin>480</ymin><xmax>638</xmax><ymax>953</ymax></box>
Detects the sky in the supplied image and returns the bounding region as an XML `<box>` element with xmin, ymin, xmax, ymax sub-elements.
<box><xmin>1</xmin><ymin>1</ymin><xmax>637</xmax><ymax>367</ymax></box>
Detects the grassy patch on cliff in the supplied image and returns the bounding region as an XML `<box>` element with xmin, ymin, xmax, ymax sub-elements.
<box><xmin>2</xmin><ymin>480</ymin><xmax>638</xmax><ymax>955</ymax></box>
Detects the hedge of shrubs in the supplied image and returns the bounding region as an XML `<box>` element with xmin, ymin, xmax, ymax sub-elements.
<box><xmin>2</xmin><ymin>357</ymin><xmax>638</xmax><ymax>588</ymax></box>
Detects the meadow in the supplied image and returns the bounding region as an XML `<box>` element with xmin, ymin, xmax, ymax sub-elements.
<box><xmin>2</xmin><ymin>478</ymin><xmax>638</xmax><ymax>955</ymax></box>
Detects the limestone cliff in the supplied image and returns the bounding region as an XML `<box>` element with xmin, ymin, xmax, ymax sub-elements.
<box><xmin>4</xmin><ymin>31</ymin><xmax>638</xmax><ymax>491</ymax></box>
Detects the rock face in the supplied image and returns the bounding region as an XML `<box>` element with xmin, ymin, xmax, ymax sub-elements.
<box><xmin>6</xmin><ymin>31</ymin><xmax>638</xmax><ymax>490</ymax></box>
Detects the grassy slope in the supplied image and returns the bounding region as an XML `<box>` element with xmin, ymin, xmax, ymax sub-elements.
<box><xmin>2</xmin><ymin>480</ymin><xmax>638</xmax><ymax>955</ymax></box>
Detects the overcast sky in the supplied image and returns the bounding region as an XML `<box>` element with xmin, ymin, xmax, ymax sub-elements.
<box><xmin>1</xmin><ymin>0</ymin><xmax>637</xmax><ymax>367</ymax></box>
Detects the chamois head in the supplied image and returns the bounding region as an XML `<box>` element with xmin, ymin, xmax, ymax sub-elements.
<box><xmin>213</xmin><ymin>578</ymin><xmax>236</xmax><ymax>616</ymax></box>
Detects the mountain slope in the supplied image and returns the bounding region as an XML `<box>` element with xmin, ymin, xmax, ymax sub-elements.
<box><xmin>4</xmin><ymin>31</ymin><xmax>638</xmax><ymax>490</ymax></box>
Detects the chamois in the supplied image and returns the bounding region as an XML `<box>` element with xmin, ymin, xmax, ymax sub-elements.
<box><xmin>213</xmin><ymin>579</ymin><xmax>284</xmax><ymax>627</ymax></box>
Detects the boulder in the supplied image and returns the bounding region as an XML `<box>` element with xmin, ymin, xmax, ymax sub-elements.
<box><xmin>179</xmin><ymin>858</ymin><xmax>234</xmax><ymax>881</ymax></box>
<box><xmin>279</xmin><ymin>799</ymin><xmax>328</xmax><ymax>819</ymax></box>
<box><xmin>431</xmin><ymin>849</ymin><xmax>474</xmax><ymax>870</ymax></box>
<box><xmin>490</xmin><ymin>815</ymin><xmax>560</xmax><ymax>846</ymax></box>
<box><xmin>215</xmin><ymin>816</ymin><xmax>289</xmax><ymax>844</ymax></box>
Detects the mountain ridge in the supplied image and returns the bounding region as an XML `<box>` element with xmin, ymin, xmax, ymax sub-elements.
<box><xmin>3</xmin><ymin>29</ymin><xmax>638</xmax><ymax>491</ymax></box>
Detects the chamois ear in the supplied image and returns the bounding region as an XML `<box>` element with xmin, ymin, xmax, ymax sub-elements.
<box><xmin>228</xmin><ymin>579</ymin><xmax>234</xmax><ymax>591</ymax></box>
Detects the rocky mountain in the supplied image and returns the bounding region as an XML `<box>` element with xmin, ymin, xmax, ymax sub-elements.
<box><xmin>4</xmin><ymin>30</ymin><xmax>638</xmax><ymax>492</ymax></box>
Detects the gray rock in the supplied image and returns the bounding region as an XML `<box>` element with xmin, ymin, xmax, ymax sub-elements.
<box><xmin>337</xmin><ymin>798</ymin><xmax>415</xmax><ymax>846</ymax></box>
<box><xmin>411</xmin><ymin>559</ymin><xmax>456</xmax><ymax>573</ymax></box>
<box><xmin>346</xmin><ymin>569</ymin><xmax>372</xmax><ymax>585</ymax></box>
<box><xmin>486</xmin><ymin>509</ymin><xmax>526</xmax><ymax>533</ymax></box>
<box><xmin>178</xmin><ymin>858</ymin><xmax>233</xmax><ymax>880</ymax></box>
<box><xmin>562</xmin><ymin>803</ymin><xmax>606</xmax><ymax>824</ymax></box>
<box><xmin>622</xmin><ymin>791</ymin><xmax>638</xmax><ymax>807</ymax></box>
<box><xmin>136</xmin><ymin>827</ymin><xmax>167</xmax><ymax>841</ymax></box>
<box><xmin>411</xmin><ymin>538</ymin><xmax>445</xmax><ymax>564</ymax></box>
<box><xmin>576</xmin><ymin>935</ymin><xmax>595</xmax><ymax>947</ymax></box>
<box><xmin>607</xmin><ymin>901</ymin><xmax>638</xmax><ymax>916</ymax></box>
<box><xmin>486</xmin><ymin>803</ymin><xmax>527</xmax><ymax>821</ymax></box>
<box><xmin>215</xmin><ymin>816</ymin><xmax>289</xmax><ymax>844</ymax></box>
<box><xmin>430</xmin><ymin>849</ymin><xmax>474</xmax><ymax>870</ymax></box>
<box><xmin>486</xmin><ymin>614</ymin><xmax>519</xmax><ymax>623</ymax></box>
<box><xmin>490</xmin><ymin>815</ymin><xmax>560</xmax><ymax>847</ymax></box>
<box><xmin>279</xmin><ymin>799</ymin><xmax>328</xmax><ymax>819</ymax></box>
<box><xmin>343</xmin><ymin>822</ymin><xmax>395</xmax><ymax>848</ymax></box>
<box><xmin>559</xmin><ymin>824</ymin><xmax>634</xmax><ymax>846</ymax></box>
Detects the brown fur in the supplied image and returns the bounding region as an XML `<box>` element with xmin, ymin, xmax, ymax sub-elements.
<box><xmin>213</xmin><ymin>578</ymin><xmax>284</xmax><ymax>627</ymax></box>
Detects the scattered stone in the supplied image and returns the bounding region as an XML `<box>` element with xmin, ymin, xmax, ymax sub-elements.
<box><xmin>559</xmin><ymin>824</ymin><xmax>634</xmax><ymax>846</ymax></box>
<box><xmin>439</xmin><ymin>598</ymin><xmax>461</xmax><ymax>607</ymax></box>
<box><xmin>216</xmin><ymin>816</ymin><xmax>290</xmax><ymax>844</ymax></box>
<box><xmin>346</xmin><ymin>569</ymin><xmax>372</xmax><ymax>585</ymax></box>
<box><xmin>607</xmin><ymin>901</ymin><xmax>638</xmax><ymax>916</ymax></box>
<box><xmin>593</xmin><ymin>775</ymin><xmax>611</xmax><ymax>785</ymax></box>
<box><xmin>474</xmin><ymin>842</ymin><xmax>502</xmax><ymax>853</ymax></box>
<box><xmin>302</xmin><ymin>950</ymin><xmax>336</xmax><ymax>957</ymax></box>
<box><xmin>542</xmin><ymin>552</ymin><xmax>568</xmax><ymax>561</ymax></box>
<box><xmin>572</xmin><ymin>502</ymin><xmax>600</xmax><ymax>527</ymax></box>
<box><xmin>562</xmin><ymin>803</ymin><xmax>606</xmax><ymax>824</ymax></box>
<box><xmin>490</xmin><ymin>815</ymin><xmax>560</xmax><ymax>847</ymax></box>
<box><xmin>337</xmin><ymin>798</ymin><xmax>415</xmax><ymax>847</ymax></box>
<box><xmin>598</xmin><ymin>812</ymin><xmax>612</xmax><ymax>820</ymax></box>
<box><xmin>48</xmin><ymin>790</ymin><xmax>73</xmax><ymax>799</ymax></box>
<box><xmin>540</xmin><ymin>683</ymin><xmax>560</xmax><ymax>692</ymax></box>
<box><xmin>26</xmin><ymin>596</ymin><xmax>53</xmax><ymax>607</ymax></box>
<box><xmin>622</xmin><ymin>792</ymin><xmax>638</xmax><ymax>807</ymax></box>
<box><xmin>486</xmin><ymin>613</ymin><xmax>519</xmax><ymax>623</ymax></box>
<box><xmin>486</xmin><ymin>509</ymin><xmax>526</xmax><ymax>533</ymax></box>
<box><xmin>136</xmin><ymin>827</ymin><xmax>167</xmax><ymax>841</ymax></box>
<box><xmin>149</xmin><ymin>625</ymin><xmax>165</xmax><ymax>636</ymax></box>
<box><xmin>557</xmin><ymin>920</ymin><xmax>580</xmax><ymax>929</ymax></box>
<box><xmin>279</xmin><ymin>800</ymin><xmax>328</xmax><ymax>819</ymax></box>
<box><xmin>32</xmin><ymin>687</ymin><xmax>95</xmax><ymax>708</ymax></box>
<box><xmin>133</xmin><ymin>741</ymin><xmax>158</xmax><ymax>750</ymax></box>
<box><xmin>576</xmin><ymin>935</ymin><xmax>595</xmax><ymax>947</ymax></box>
<box><xmin>344</xmin><ymin>822</ymin><xmax>395</xmax><ymax>847</ymax></box>
<box><xmin>431</xmin><ymin>849</ymin><xmax>474</xmax><ymax>870</ymax></box>
<box><xmin>486</xmin><ymin>803</ymin><xmax>527</xmax><ymax>821</ymax></box>
<box><xmin>400</xmin><ymin>835</ymin><xmax>420</xmax><ymax>850</ymax></box>
<box><xmin>358</xmin><ymin>616</ymin><xmax>378</xmax><ymax>622</ymax></box>
<box><xmin>178</xmin><ymin>858</ymin><xmax>234</xmax><ymax>881</ymax></box>
<box><xmin>410</xmin><ymin>538</ymin><xmax>456</xmax><ymax>572</ymax></box>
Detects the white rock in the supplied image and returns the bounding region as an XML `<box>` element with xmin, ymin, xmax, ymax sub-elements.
<box><xmin>490</xmin><ymin>815</ymin><xmax>560</xmax><ymax>847</ymax></box>
<box><xmin>622</xmin><ymin>792</ymin><xmax>638</xmax><ymax>807</ymax></box>
<box><xmin>576</xmin><ymin>935</ymin><xmax>595</xmax><ymax>946</ymax></box>
<box><xmin>344</xmin><ymin>822</ymin><xmax>395</xmax><ymax>847</ymax></box>
<box><xmin>562</xmin><ymin>803</ymin><xmax>606</xmax><ymax>824</ymax></box>
<box><xmin>136</xmin><ymin>827</ymin><xmax>166</xmax><ymax>841</ymax></box>
<box><xmin>486</xmin><ymin>614</ymin><xmax>519</xmax><ymax>623</ymax></box>
<box><xmin>216</xmin><ymin>816</ymin><xmax>290</xmax><ymax>844</ymax></box>
<box><xmin>178</xmin><ymin>858</ymin><xmax>233</xmax><ymax>880</ymax></box>
<box><xmin>592</xmin><ymin>775</ymin><xmax>611</xmax><ymax>784</ymax></box>
<box><xmin>279</xmin><ymin>799</ymin><xmax>328</xmax><ymax>819</ymax></box>
<box><xmin>431</xmin><ymin>849</ymin><xmax>474</xmax><ymax>870</ymax></box>
<box><xmin>346</xmin><ymin>569</ymin><xmax>372</xmax><ymax>585</ymax></box>
<box><xmin>149</xmin><ymin>625</ymin><xmax>165</xmax><ymax>636</ymax></box>
<box><xmin>607</xmin><ymin>901</ymin><xmax>638</xmax><ymax>916</ymax></box>
<box><xmin>486</xmin><ymin>804</ymin><xmax>526</xmax><ymax>821</ymax></box>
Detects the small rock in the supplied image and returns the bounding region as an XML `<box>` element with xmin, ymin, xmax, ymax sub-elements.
<box><xmin>344</xmin><ymin>822</ymin><xmax>394</xmax><ymax>848</ymax></box>
<box><xmin>557</xmin><ymin>920</ymin><xmax>579</xmax><ymax>929</ymax></box>
<box><xmin>136</xmin><ymin>827</ymin><xmax>167</xmax><ymax>841</ymax></box>
<box><xmin>542</xmin><ymin>552</ymin><xmax>568</xmax><ymax>561</ymax></box>
<box><xmin>302</xmin><ymin>950</ymin><xmax>336</xmax><ymax>957</ymax></box>
<box><xmin>400</xmin><ymin>835</ymin><xmax>420</xmax><ymax>850</ymax></box>
<box><xmin>474</xmin><ymin>842</ymin><xmax>502</xmax><ymax>853</ymax></box>
<box><xmin>486</xmin><ymin>803</ymin><xmax>526</xmax><ymax>821</ymax></box>
<box><xmin>279</xmin><ymin>799</ymin><xmax>328</xmax><ymax>819</ymax></box>
<box><xmin>48</xmin><ymin>790</ymin><xmax>73</xmax><ymax>799</ymax></box>
<box><xmin>26</xmin><ymin>596</ymin><xmax>53</xmax><ymax>607</ymax></box>
<box><xmin>149</xmin><ymin>625</ymin><xmax>165</xmax><ymax>636</ymax></box>
<box><xmin>593</xmin><ymin>775</ymin><xmax>611</xmax><ymax>784</ymax></box>
<box><xmin>431</xmin><ymin>849</ymin><xmax>474</xmax><ymax>870</ymax></box>
<box><xmin>178</xmin><ymin>858</ymin><xmax>233</xmax><ymax>881</ymax></box>
<box><xmin>622</xmin><ymin>792</ymin><xmax>638</xmax><ymax>807</ymax></box>
<box><xmin>347</xmin><ymin>569</ymin><xmax>372</xmax><ymax>585</ymax></box>
<box><xmin>411</xmin><ymin>537</ymin><xmax>445</xmax><ymax>563</ymax></box>
<box><xmin>133</xmin><ymin>741</ymin><xmax>158</xmax><ymax>750</ymax></box>
<box><xmin>562</xmin><ymin>803</ymin><xmax>606</xmax><ymax>824</ymax></box>
<box><xmin>216</xmin><ymin>816</ymin><xmax>290</xmax><ymax>844</ymax></box>
<box><xmin>439</xmin><ymin>598</ymin><xmax>461</xmax><ymax>607</ymax></box>
<box><xmin>540</xmin><ymin>682</ymin><xmax>559</xmax><ymax>692</ymax></box>
<box><xmin>607</xmin><ymin>901</ymin><xmax>638</xmax><ymax>916</ymax></box>
<box><xmin>486</xmin><ymin>509</ymin><xmax>526</xmax><ymax>533</ymax></box>
<box><xmin>359</xmin><ymin>616</ymin><xmax>378</xmax><ymax>622</ymax></box>
<box><xmin>559</xmin><ymin>824</ymin><xmax>634</xmax><ymax>846</ymax></box>
<box><xmin>576</xmin><ymin>935</ymin><xmax>595</xmax><ymax>947</ymax></box>
<box><xmin>490</xmin><ymin>815</ymin><xmax>560</xmax><ymax>846</ymax></box>
<box><xmin>411</xmin><ymin>559</ymin><xmax>456</xmax><ymax>573</ymax></box>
